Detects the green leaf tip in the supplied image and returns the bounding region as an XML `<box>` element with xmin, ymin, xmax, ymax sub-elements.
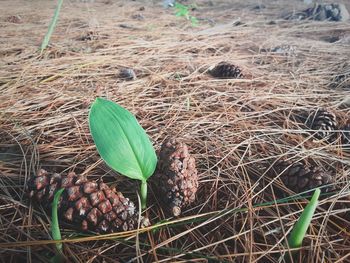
<box><xmin>94</xmin><ymin>97</ymin><xmax>104</xmax><ymax>103</ymax></box>
<box><xmin>90</xmin><ymin>97</ymin><xmax>105</xmax><ymax>109</ymax></box>
<box><xmin>88</xmin><ymin>97</ymin><xmax>157</xmax><ymax>182</ymax></box>
<box><xmin>287</xmin><ymin>188</ymin><xmax>320</xmax><ymax>249</ymax></box>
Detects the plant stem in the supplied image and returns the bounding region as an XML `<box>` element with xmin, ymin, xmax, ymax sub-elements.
<box><xmin>51</xmin><ymin>188</ymin><xmax>65</xmax><ymax>262</ymax></box>
<box><xmin>140</xmin><ymin>180</ymin><xmax>147</xmax><ymax>209</ymax></box>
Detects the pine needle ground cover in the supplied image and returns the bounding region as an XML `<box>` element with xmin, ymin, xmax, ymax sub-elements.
<box><xmin>1</xmin><ymin>0</ymin><xmax>350</xmax><ymax>262</ymax></box>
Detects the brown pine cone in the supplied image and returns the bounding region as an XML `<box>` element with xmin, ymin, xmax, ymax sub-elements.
<box><xmin>26</xmin><ymin>169</ymin><xmax>149</xmax><ymax>233</ymax></box>
<box><xmin>208</xmin><ymin>62</ymin><xmax>243</xmax><ymax>79</ymax></box>
<box><xmin>269</xmin><ymin>159</ymin><xmax>336</xmax><ymax>193</ymax></box>
<box><xmin>118</xmin><ymin>68</ymin><xmax>136</xmax><ymax>80</ymax></box>
<box><xmin>155</xmin><ymin>139</ymin><xmax>199</xmax><ymax>216</ymax></box>
<box><xmin>305</xmin><ymin>109</ymin><xmax>337</xmax><ymax>142</ymax></box>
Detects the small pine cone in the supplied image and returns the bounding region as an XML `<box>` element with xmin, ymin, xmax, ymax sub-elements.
<box><xmin>26</xmin><ymin>169</ymin><xmax>149</xmax><ymax>233</ymax></box>
<box><xmin>208</xmin><ymin>62</ymin><xmax>243</xmax><ymax>79</ymax></box>
<box><xmin>118</xmin><ymin>68</ymin><xmax>136</xmax><ymax>80</ymax></box>
<box><xmin>155</xmin><ymin>139</ymin><xmax>198</xmax><ymax>216</ymax></box>
<box><xmin>270</xmin><ymin>159</ymin><xmax>335</xmax><ymax>193</ymax></box>
<box><xmin>305</xmin><ymin>109</ymin><xmax>337</xmax><ymax>142</ymax></box>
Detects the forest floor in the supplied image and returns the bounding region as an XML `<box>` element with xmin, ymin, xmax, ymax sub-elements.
<box><xmin>1</xmin><ymin>0</ymin><xmax>350</xmax><ymax>262</ymax></box>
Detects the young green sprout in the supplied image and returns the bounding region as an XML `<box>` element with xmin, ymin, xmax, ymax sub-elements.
<box><xmin>89</xmin><ymin>98</ymin><xmax>157</xmax><ymax>209</ymax></box>
<box><xmin>285</xmin><ymin>188</ymin><xmax>320</xmax><ymax>262</ymax></box>
<box><xmin>174</xmin><ymin>3</ymin><xmax>199</xmax><ymax>27</ymax></box>
<box><xmin>51</xmin><ymin>188</ymin><xmax>65</xmax><ymax>263</ymax></box>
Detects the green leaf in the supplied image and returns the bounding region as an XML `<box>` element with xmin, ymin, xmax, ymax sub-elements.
<box><xmin>89</xmin><ymin>97</ymin><xmax>157</xmax><ymax>181</ymax></box>
<box><xmin>175</xmin><ymin>10</ymin><xmax>188</xmax><ymax>17</ymax></box>
<box><xmin>285</xmin><ymin>188</ymin><xmax>320</xmax><ymax>262</ymax></box>
<box><xmin>190</xmin><ymin>16</ymin><xmax>199</xmax><ymax>27</ymax></box>
<box><xmin>175</xmin><ymin>3</ymin><xmax>189</xmax><ymax>17</ymax></box>
<box><xmin>51</xmin><ymin>188</ymin><xmax>65</xmax><ymax>262</ymax></box>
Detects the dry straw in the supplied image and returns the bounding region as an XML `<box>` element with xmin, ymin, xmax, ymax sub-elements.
<box><xmin>1</xmin><ymin>0</ymin><xmax>350</xmax><ymax>262</ymax></box>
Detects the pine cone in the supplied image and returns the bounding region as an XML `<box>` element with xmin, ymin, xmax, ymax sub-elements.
<box><xmin>155</xmin><ymin>139</ymin><xmax>198</xmax><ymax>216</ymax></box>
<box><xmin>208</xmin><ymin>62</ymin><xmax>243</xmax><ymax>79</ymax></box>
<box><xmin>27</xmin><ymin>169</ymin><xmax>149</xmax><ymax>233</ymax></box>
<box><xmin>118</xmin><ymin>68</ymin><xmax>136</xmax><ymax>80</ymax></box>
<box><xmin>305</xmin><ymin>109</ymin><xmax>337</xmax><ymax>142</ymax></box>
<box><xmin>270</xmin><ymin>159</ymin><xmax>335</xmax><ymax>193</ymax></box>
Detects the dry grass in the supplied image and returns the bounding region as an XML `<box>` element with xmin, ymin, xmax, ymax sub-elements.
<box><xmin>1</xmin><ymin>0</ymin><xmax>350</xmax><ymax>262</ymax></box>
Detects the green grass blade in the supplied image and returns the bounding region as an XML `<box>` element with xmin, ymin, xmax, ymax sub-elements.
<box><xmin>40</xmin><ymin>0</ymin><xmax>64</xmax><ymax>53</ymax></box>
<box><xmin>51</xmin><ymin>188</ymin><xmax>65</xmax><ymax>260</ymax></box>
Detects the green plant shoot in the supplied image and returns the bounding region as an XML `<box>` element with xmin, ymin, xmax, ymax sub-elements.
<box><xmin>174</xmin><ymin>3</ymin><xmax>199</xmax><ymax>27</ymax></box>
<box><xmin>285</xmin><ymin>188</ymin><xmax>320</xmax><ymax>261</ymax></box>
<box><xmin>175</xmin><ymin>3</ymin><xmax>189</xmax><ymax>18</ymax></box>
<box><xmin>40</xmin><ymin>0</ymin><xmax>64</xmax><ymax>53</ymax></box>
<box><xmin>89</xmin><ymin>97</ymin><xmax>157</xmax><ymax>209</ymax></box>
<box><xmin>190</xmin><ymin>16</ymin><xmax>199</xmax><ymax>27</ymax></box>
<box><xmin>51</xmin><ymin>188</ymin><xmax>65</xmax><ymax>262</ymax></box>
